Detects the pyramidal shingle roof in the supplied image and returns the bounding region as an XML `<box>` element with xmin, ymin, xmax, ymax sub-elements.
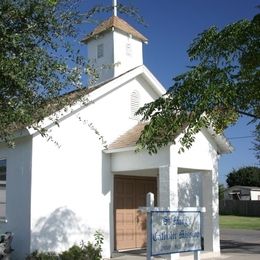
<box><xmin>82</xmin><ymin>16</ymin><xmax>148</xmax><ymax>43</ymax></box>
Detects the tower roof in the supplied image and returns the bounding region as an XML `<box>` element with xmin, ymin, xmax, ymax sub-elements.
<box><xmin>82</xmin><ymin>16</ymin><xmax>148</xmax><ymax>43</ymax></box>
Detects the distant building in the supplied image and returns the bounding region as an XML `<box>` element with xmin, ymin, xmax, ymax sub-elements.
<box><xmin>224</xmin><ymin>186</ymin><xmax>260</xmax><ymax>200</ymax></box>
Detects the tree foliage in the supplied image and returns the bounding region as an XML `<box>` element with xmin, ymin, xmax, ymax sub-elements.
<box><xmin>137</xmin><ymin>13</ymin><xmax>260</xmax><ymax>154</ymax></box>
<box><xmin>253</xmin><ymin>124</ymin><xmax>260</xmax><ymax>162</ymax></box>
<box><xmin>0</xmin><ymin>0</ymin><xmax>85</xmax><ymax>145</ymax></box>
<box><xmin>226</xmin><ymin>166</ymin><xmax>260</xmax><ymax>187</ymax></box>
<box><xmin>0</xmin><ymin>0</ymin><xmax>143</xmax><ymax>146</ymax></box>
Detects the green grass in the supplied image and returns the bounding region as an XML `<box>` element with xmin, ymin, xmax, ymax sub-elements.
<box><xmin>220</xmin><ymin>215</ymin><xmax>260</xmax><ymax>230</ymax></box>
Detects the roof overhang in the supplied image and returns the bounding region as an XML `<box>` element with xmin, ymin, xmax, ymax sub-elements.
<box><xmin>206</xmin><ymin>127</ymin><xmax>233</xmax><ymax>154</ymax></box>
<box><xmin>9</xmin><ymin>65</ymin><xmax>165</xmax><ymax>139</ymax></box>
<box><xmin>105</xmin><ymin>123</ymin><xmax>233</xmax><ymax>155</ymax></box>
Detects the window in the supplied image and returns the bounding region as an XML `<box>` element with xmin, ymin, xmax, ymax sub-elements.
<box><xmin>130</xmin><ymin>90</ymin><xmax>140</xmax><ymax>120</ymax></box>
<box><xmin>0</xmin><ymin>159</ymin><xmax>6</xmax><ymax>218</ymax></box>
<box><xmin>126</xmin><ymin>43</ymin><xmax>132</xmax><ymax>56</ymax></box>
<box><xmin>97</xmin><ymin>44</ymin><xmax>104</xmax><ymax>58</ymax></box>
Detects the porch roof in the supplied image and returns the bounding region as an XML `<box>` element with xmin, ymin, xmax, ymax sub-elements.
<box><xmin>106</xmin><ymin>123</ymin><xmax>233</xmax><ymax>154</ymax></box>
<box><xmin>108</xmin><ymin>122</ymin><xmax>146</xmax><ymax>150</ymax></box>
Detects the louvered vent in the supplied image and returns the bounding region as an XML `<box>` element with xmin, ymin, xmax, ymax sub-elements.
<box><xmin>130</xmin><ymin>90</ymin><xmax>140</xmax><ymax>120</ymax></box>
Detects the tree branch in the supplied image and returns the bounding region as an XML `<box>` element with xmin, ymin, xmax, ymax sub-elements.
<box><xmin>236</xmin><ymin>110</ymin><xmax>260</xmax><ymax>119</ymax></box>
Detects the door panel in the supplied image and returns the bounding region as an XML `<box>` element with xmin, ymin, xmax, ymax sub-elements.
<box><xmin>135</xmin><ymin>179</ymin><xmax>157</xmax><ymax>248</ymax></box>
<box><xmin>114</xmin><ymin>176</ymin><xmax>157</xmax><ymax>250</ymax></box>
<box><xmin>115</xmin><ymin>178</ymin><xmax>136</xmax><ymax>249</ymax></box>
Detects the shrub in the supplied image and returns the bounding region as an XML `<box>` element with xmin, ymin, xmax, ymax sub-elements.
<box><xmin>26</xmin><ymin>250</ymin><xmax>59</xmax><ymax>260</ymax></box>
<box><xmin>27</xmin><ymin>231</ymin><xmax>104</xmax><ymax>260</ymax></box>
<box><xmin>59</xmin><ymin>244</ymin><xmax>87</xmax><ymax>260</ymax></box>
<box><xmin>84</xmin><ymin>231</ymin><xmax>104</xmax><ymax>260</ymax></box>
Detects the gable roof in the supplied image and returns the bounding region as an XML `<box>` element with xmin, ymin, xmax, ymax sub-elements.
<box><xmin>5</xmin><ymin>85</ymin><xmax>101</xmax><ymax>137</ymax></box>
<box><xmin>106</xmin><ymin>122</ymin><xmax>233</xmax><ymax>155</ymax></box>
<box><xmin>82</xmin><ymin>16</ymin><xmax>148</xmax><ymax>43</ymax></box>
<box><xmin>20</xmin><ymin>65</ymin><xmax>165</xmax><ymax>137</ymax></box>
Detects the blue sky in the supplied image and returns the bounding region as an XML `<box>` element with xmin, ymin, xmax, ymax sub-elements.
<box><xmin>82</xmin><ymin>0</ymin><xmax>259</xmax><ymax>184</ymax></box>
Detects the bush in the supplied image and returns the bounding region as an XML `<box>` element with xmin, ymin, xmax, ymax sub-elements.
<box><xmin>85</xmin><ymin>231</ymin><xmax>104</xmax><ymax>260</ymax></box>
<box><xmin>27</xmin><ymin>231</ymin><xmax>104</xmax><ymax>260</ymax></box>
<box><xmin>26</xmin><ymin>250</ymin><xmax>59</xmax><ymax>260</ymax></box>
<box><xmin>59</xmin><ymin>244</ymin><xmax>87</xmax><ymax>260</ymax></box>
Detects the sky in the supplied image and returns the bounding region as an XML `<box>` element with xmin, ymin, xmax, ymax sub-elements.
<box><xmin>81</xmin><ymin>0</ymin><xmax>259</xmax><ymax>184</ymax></box>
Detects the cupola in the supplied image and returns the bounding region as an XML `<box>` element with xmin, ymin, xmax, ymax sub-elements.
<box><xmin>82</xmin><ymin>0</ymin><xmax>148</xmax><ymax>84</ymax></box>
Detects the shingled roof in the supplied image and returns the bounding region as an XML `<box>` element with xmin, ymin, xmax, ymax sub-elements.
<box><xmin>107</xmin><ymin>121</ymin><xmax>185</xmax><ymax>151</ymax></box>
<box><xmin>107</xmin><ymin>121</ymin><xmax>232</xmax><ymax>154</ymax></box>
<box><xmin>108</xmin><ymin>122</ymin><xmax>146</xmax><ymax>150</ymax></box>
<box><xmin>82</xmin><ymin>16</ymin><xmax>148</xmax><ymax>43</ymax></box>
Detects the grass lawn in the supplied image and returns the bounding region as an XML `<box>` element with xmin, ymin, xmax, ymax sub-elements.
<box><xmin>220</xmin><ymin>215</ymin><xmax>260</xmax><ymax>230</ymax></box>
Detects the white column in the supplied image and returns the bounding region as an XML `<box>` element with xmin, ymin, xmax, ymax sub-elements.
<box><xmin>159</xmin><ymin>165</ymin><xmax>178</xmax><ymax>209</ymax></box>
<box><xmin>159</xmin><ymin>165</ymin><xmax>179</xmax><ymax>260</ymax></box>
<box><xmin>201</xmin><ymin>170</ymin><xmax>220</xmax><ymax>253</ymax></box>
<box><xmin>212</xmin><ymin>160</ymin><xmax>221</xmax><ymax>253</ymax></box>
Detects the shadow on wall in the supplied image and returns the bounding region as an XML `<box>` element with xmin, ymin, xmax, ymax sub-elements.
<box><xmin>31</xmin><ymin>207</ymin><xmax>93</xmax><ymax>252</ymax></box>
<box><xmin>172</xmin><ymin>139</ymin><xmax>220</xmax><ymax>252</ymax></box>
<box><xmin>178</xmin><ymin>173</ymin><xmax>202</xmax><ymax>208</ymax></box>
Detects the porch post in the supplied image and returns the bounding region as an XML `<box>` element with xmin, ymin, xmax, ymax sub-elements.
<box><xmin>159</xmin><ymin>165</ymin><xmax>178</xmax><ymax>209</ymax></box>
<box><xmin>201</xmin><ymin>169</ymin><xmax>220</xmax><ymax>253</ymax></box>
<box><xmin>159</xmin><ymin>165</ymin><xmax>178</xmax><ymax>260</ymax></box>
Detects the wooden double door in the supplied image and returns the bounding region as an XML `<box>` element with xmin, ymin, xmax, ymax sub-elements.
<box><xmin>114</xmin><ymin>175</ymin><xmax>157</xmax><ymax>250</ymax></box>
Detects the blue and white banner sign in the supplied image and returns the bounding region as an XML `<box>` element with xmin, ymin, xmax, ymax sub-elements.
<box><xmin>151</xmin><ymin>211</ymin><xmax>201</xmax><ymax>256</ymax></box>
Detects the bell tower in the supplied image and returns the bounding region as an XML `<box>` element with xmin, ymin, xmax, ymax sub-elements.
<box><xmin>82</xmin><ymin>0</ymin><xmax>148</xmax><ymax>84</ymax></box>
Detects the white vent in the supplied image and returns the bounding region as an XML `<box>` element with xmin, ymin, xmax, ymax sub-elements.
<box><xmin>130</xmin><ymin>90</ymin><xmax>140</xmax><ymax>120</ymax></box>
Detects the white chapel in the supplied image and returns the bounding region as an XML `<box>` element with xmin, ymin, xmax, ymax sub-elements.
<box><xmin>0</xmin><ymin>1</ymin><xmax>232</xmax><ymax>259</ymax></box>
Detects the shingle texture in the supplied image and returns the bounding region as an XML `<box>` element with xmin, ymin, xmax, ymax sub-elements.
<box><xmin>108</xmin><ymin>122</ymin><xmax>146</xmax><ymax>150</ymax></box>
<box><xmin>108</xmin><ymin>121</ymin><xmax>187</xmax><ymax>151</ymax></box>
<box><xmin>82</xmin><ymin>16</ymin><xmax>148</xmax><ymax>43</ymax></box>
